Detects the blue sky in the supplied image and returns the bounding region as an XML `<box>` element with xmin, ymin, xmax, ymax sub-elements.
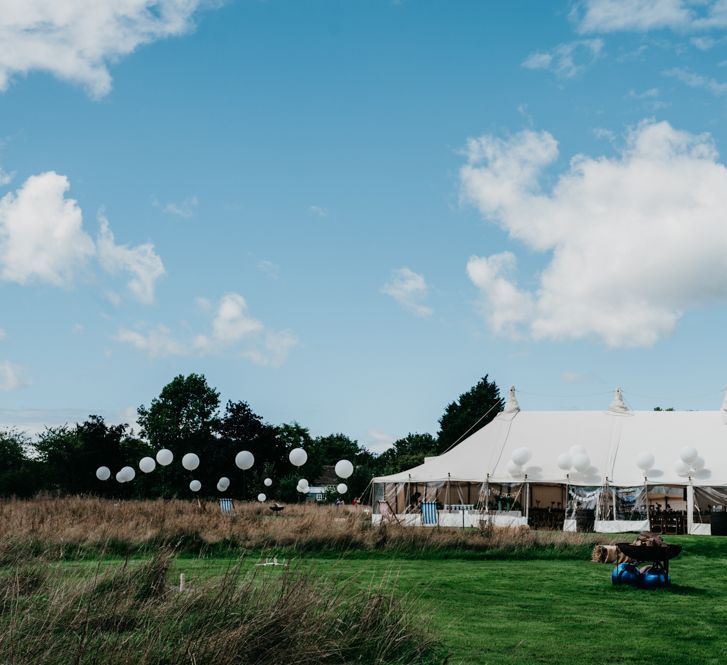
<box><xmin>2</xmin><ymin>0</ymin><xmax>727</xmax><ymax>450</ymax></box>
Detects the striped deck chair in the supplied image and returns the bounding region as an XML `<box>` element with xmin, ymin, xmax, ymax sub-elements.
<box><xmin>421</xmin><ymin>501</ymin><xmax>438</xmax><ymax>526</ymax></box>
<box><xmin>219</xmin><ymin>498</ymin><xmax>234</xmax><ymax>514</ymax></box>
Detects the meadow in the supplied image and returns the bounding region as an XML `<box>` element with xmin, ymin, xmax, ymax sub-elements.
<box><xmin>2</xmin><ymin>498</ymin><xmax>727</xmax><ymax>664</ymax></box>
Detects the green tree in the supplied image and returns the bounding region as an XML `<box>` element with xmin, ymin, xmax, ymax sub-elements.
<box><xmin>307</xmin><ymin>434</ymin><xmax>376</xmax><ymax>501</ymax></box>
<box><xmin>0</xmin><ymin>429</ymin><xmax>35</xmax><ymax>497</ymax></box>
<box><xmin>34</xmin><ymin>417</ymin><xmax>150</xmax><ymax>496</ymax></box>
<box><xmin>376</xmin><ymin>432</ymin><xmax>438</xmax><ymax>475</ymax></box>
<box><xmin>217</xmin><ymin>401</ymin><xmax>285</xmax><ymax>500</ymax></box>
<box><xmin>137</xmin><ymin>374</ymin><xmax>221</xmax><ymax>497</ymax></box>
<box><xmin>436</xmin><ymin>375</ymin><xmax>502</xmax><ymax>454</ymax></box>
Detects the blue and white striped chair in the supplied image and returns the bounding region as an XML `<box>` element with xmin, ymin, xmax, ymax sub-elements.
<box><xmin>219</xmin><ymin>498</ymin><xmax>234</xmax><ymax>514</ymax></box>
<box><xmin>421</xmin><ymin>500</ymin><xmax>438</xmax><ymax>526</ymax></box>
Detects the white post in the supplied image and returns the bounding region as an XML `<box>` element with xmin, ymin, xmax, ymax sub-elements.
<box><xmin>179</xmin><ymin>573</ymin><xmax>186</xmax><ymax>592</ymax></box>
<box><xmin>687</xmin><ymin>480</ymin><xmax>694</xmax><ymax>535</ymax></box>
<box><xmin>525</xmin><ymin>475</ymin><xmax>530</xmax><ymax>521</ymax></box>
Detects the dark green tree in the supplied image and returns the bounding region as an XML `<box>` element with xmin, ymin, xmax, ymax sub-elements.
<box><xmin>436</xmin><ymin>375</ymin><xmax>503</xmax><ymax>454</ymax></box>
<box><xmin>137</xmin><ymin>374</ymin><xmax>221</xmax><ymax>497</ymax></box>
<box><xmin>375</xmin><ymin>432</ymin><xmax>438</xmax><ymax>475</ymax></box>
<box><xmin>0</xmin><ymin>429</ymin><xmax>35</xmax><ymax>497</ymax></box>
<box><xmin>307</xmin><ymin>434</ymin><xmax>376</xmax><ymax>501</ymax></box>
<box><xmin>34</xmin><ymin>417</ymin><xmax>151</xmax><ymax>496</ymax></box>
<box><xmin>217</xmin><ymin>401</ymin><xmax>285</xmax><ymax>499</ymax></box>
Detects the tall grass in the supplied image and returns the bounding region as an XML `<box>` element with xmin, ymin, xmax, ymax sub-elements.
<box><xmin>0</xmin><ymin>549</ymin><xmax>446</xmax><ymax>664</ymax></box>
<box><xmin>0</xmin><ymin>496</ymin><xmax>610</xmax><ymax>561</ymax></box>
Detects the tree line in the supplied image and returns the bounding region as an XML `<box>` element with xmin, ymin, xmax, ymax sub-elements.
<box><xmin>0</xmin><ymin>373</ymin><xmax>503</xmax><ymax>501</ymax></box>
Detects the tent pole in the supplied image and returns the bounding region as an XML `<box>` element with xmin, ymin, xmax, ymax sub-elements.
<box><xmin>564</xmin><ymin>473</ymin><xmax>569</xmax><ymax>531</ymax></box>
<box><xmin>687</xmin><ymin>479</ymin><xmax>694</xmax><ymax>535</ymax></box>
<box><xmin>525</xmin><ymin>475</ymin><xmax>530</xmax><ymax>523</ymax></box>
<box><xmin>447</xmin><ymin>472</ymin><xmax>451</xmax><ymax>511</ymax></box>
<box><xmin>611</xmin><ymin>478</ymin><xmax>617</xmax><ymax>521</ymax></box>
<box><xmin>644</xmin><ymin>476</ymin><xmax>649</xmax><ymax>530</ymax></box>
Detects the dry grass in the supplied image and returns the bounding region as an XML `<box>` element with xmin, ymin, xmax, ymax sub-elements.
<box><xmin>0</xmin><ymin>497</ymin><xmax>611</xmax><ymax>561</ymax></box>
<box><xmin>0</xmin><ymin>549</ymin><xmax>445</xmax><ymax>665</ymax></box>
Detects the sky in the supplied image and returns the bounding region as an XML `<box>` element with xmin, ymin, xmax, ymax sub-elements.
<box><xmin>2</xmin><ymin>0</ymin><xmax>727</xmax><ymax>451</ymax></box>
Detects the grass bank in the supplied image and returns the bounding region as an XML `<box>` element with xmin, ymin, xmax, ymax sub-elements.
<box><xmin>0</xmin><ymin>496</ymin><xmax>609</xmax><ymax>561</ymax></box>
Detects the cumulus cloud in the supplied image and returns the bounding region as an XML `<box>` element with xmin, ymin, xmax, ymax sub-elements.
<box><xmin>522</xmin><ymin>39</ymin><xmax>604</xmax><ymax>78</ymax></box>
<box><xmin>0</xmin><ymin>171</ymin><xmax>165</xmax><ymax>303</ymax></box>
<box><xmin>116</xmin><ymin>292</ymin><xmax>298</xmax><ymax>366</ymax></box>
<box><xmin>0</xmin><ymin>171</ymin><xmax>95</xmax><ymax>286</ymax></box>
<box><xmin>461</xmin><ymin>120</ymin><xmax>727</xmax><ymax>348</ymax></box>
<box><xmin>381</xmin><ymin>267</ymin><xmax>433</xmax><ymax>317</ymax></box>
<box><xmin>0</xmin><ymin>0</ymin><xmax>216</xmax><ymax>98</ymax></box>
<box><xmin>575</xmin><ymin>0</ymin><xmax>727</xmax><ymax>33</ymax></box>
<box><xmin>97</xmin><ymin>214</ymin><xmax>165</xmax><ymax>304</ymax></box>
<box><xmin>0</xmin><ymin>361</ymin><xmax>27</xmax><ymax>391</ymax></box>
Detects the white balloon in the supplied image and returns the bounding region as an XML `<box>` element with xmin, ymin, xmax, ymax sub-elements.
<box><xmin>189</xmin><ymin>480</ymin><xmax>201</xmax><ymax>492</ymax></box>
<box><xmin>298</xmin><ymin>478</ymin><xmax>309</xmax><ymax>489</ymax></box>
<box><xmin>218</xmin><ymin>476</ymin><xmax>230</xmax><ymax>490</ymax></box>
<box><xmin>182</xmin><ymin>453</ymin><xmax>200</xmax><ymax>471</ymax></box>
<box><xmin>337</xmin><ymin>483</ymin><xmax>348</xmax><ymax>494</ymax></box>
<box><xmin>96</xmin><ymin>466</ymin><xmax>111</xmax><ymax>481</ymax></box>
<box><xmin>692</xmin><ymin>455</ymin><xmax>705</xmax><ymax>471</ymax></box>
<box><xmin>506</xmin><ymin>460</ymin><xmax>525</xmax><ymax>478</ymax></box>
<box><xmin>674</xmin><ymin>459</ymin><xmax>691</xmax><ymax>476</ymax></box>
<box><xmin>257</xmin><ymin>493</ymin><xmax>267</xmax><ymax>502</ymax></box>
<box><xmin>235</xmin><ymin>450</ymin><xmax>254</xmax><ymax>471</ymax></box>
<box><xmin>156</xmin><ymin>449</ymin><xmax>173</xmax><ymax>466</ymax></box>
<box><xmin>297</xmin><ymin>485</ymin><xmax>309</xmax><ymax>494</ymax></box>
<box><xmin>115</xmin><ymin>471</ymin><xmax>125</xmax><ymax>483</ymax></box>
<box><xmin>289</xmin><ymin>448</ymin><xmax>308</xmax><ymax>467</ymax></box>
<box><xmin>120</xmin><ymin>466</ymin><xmax>135</xmax><ymax>482</ymax></box>
<box><xmin>139</xmin><ymin>457</ymin><xmax>156</xmax><ymax>473</ymax></box>
<box><xmin>511</xmin><ymin>447</ymin><xmax>531</xmax><ymax>466</ymax></box>
<box><xmin>556</xmin><ymin>454</ymin><xmax>572</xmax><ymax>471</ymax></box>
<box><xmin>572</xmin><ymin>453</ymin><xmax>590</xmax><ymax>473</ymax></box>
<box><xmin>264</xmin><ymin>477</ymin><xmax>273</xmax><ymax>487</ymax></box>
<box><xmin>680</xmin><ymin>447</ymin><xmax>698</xmax><ymax>464</ymax></box>
<box><xmin>216</xmin><ymin>482</ymin><xmax>227</xmax><ymax>492</ymax></box>
<box><xmin>636</xmin><ymin>452</ymin><xmax>655</xmax><ymax>471</ymax></box>
<box><xmin>569</xmin><ymin>445</ymin><xmax>586</xmax><ymax>457</ymax></box>
<box><xmin>335</xmin><ymin>460</ymin><xmax>354</xmax><ymax>479</ymax></box>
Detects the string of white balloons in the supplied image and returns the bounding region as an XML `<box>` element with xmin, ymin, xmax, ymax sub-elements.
<box><xmin>95</xmin><ymin>444</ymin><xmax>356</xmax><ymax>501</ymax></box>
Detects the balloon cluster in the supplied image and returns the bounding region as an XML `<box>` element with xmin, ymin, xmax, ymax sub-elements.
<box><xmin>95</xmin><ymin>443</ymin><xmax>356</xmax><ymax>502</ymax></box>
<box><xmin>506</xmin><ymin>447</ymin><xmax>531</xmax><ymax>478</ymax></box>
<box><xmin>674</xmin><ymin>447</ymin><xmax>705</xmax><ymax>477</ymax></box>
<box><xmin>557</xmin><ymin>445</ymin><xmax>592</xmax><ymax>474</ymax></box>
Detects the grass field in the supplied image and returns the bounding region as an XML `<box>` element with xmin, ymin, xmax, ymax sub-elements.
<box><xmin>47</xmin><ymin>535</ymin><xmax>727</xmax><ymax>664</ymax></box>
<box><xmin>3</xmin><ymin>499</ymin><xmax>727</xmax><ymax>664</ymax></box>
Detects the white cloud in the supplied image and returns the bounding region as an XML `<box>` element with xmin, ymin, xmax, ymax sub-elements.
<box><xmin>97</xmin><ymin>213</ymin><xmax>165</xmax><ymax>304</ymax></box>
<box><xmin>382</xmin><ymin>267</ymin><xmax>433</xmax><ymax>317</ymax></box>
<box><xmin>194</xmin><ymin>292</ymin><xmax>263</xmax><ymax>351</ymax></box>
<box><xmin>522</xmin><ymin>39</ymin><xmax>604</xmax><ymax>78</ymax></box>
<box><xmin>156</xmin><ymin>196</ymin><xmax>198</xmax><ymax>218</ymax></box>
<box><xmin>114</xmin><ymin>324</ymin><xmax>185</xmax><ymax>358</ymax></box>
<box><xmin>0</xmin><ymin>328</ymin><xmax>6</xmax><ymax>341</ymax></box>
<box><xmin>257</xmin><ymin>259</ymin><xmax>280</xmax><ymax>279</ymax></box>
<box><xmin>461</xmin><ymin>120</ymin><xmax>727</xmax><ymax>348</ymax></box>
<box><xmin>309</xmin><ymin>205</ymin><xmax>328</xmax><ymax>218</ymax></box>
<box><xmin>0</xmin><ymin>0</ymin><xmax>216</xmax><ymax>98</ymax></box>
<box><xmin>0</xmin><ymin>167</ymin><xmax>14</xmax><ymax>186</ymax></box>
<box><xmin>367</xmin><ymin>429</ymin><xmax>395</xmax><ymax>453</ymax></box>
<box><xmin>664</xmin><ymin>66</ymin><xmax>727</xmax><ymax>96</ymax></box>
<box><xmin>575</xmin><ymin>0</ymin><xmax>727</xmax><ymax>33</ymax></box>
<box><xmin>0</xmin><ymin>171</ymin><xmax>95</xmax><ymax>286</ymax></box>
<box><xmin>116</xmin><ymin>292</ymin><xmax>298</xmax><ymax>366</ymax></box>
<box><xmin>0</xmin><ymin>361</ymin><xmax>27</xmax><ymax>390</ymax></box>
<box><xmin>0</xmin><ymin>171</ymin><xmax>165</xmax><ymax>303</ymax></box>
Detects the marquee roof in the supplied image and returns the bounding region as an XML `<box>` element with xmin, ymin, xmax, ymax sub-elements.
<box><xmin>373</xmin><ymin>388</ymin><xmax>727</xmax><ymax>487</ymax></box>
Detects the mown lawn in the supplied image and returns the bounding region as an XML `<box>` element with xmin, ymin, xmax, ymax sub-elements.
<box><xmin>56</xmin><ymin>535</ymin><xmax>727</xmax><ymax>665</ymax></box>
